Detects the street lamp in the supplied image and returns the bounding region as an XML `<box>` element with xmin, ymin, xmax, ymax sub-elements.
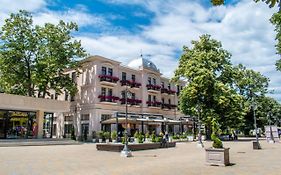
<box><xmin>120</xmin><ymin>86</ymin><xmax>133</xmax><ymax>157</ymax></box>
<box><xmin>252</xmin><ymin>100</ymin><xmax>261</xmax><ymax>149</ymax></box>
<box><xmin>196</xmin><ymin>105</ymin><xmax>204</xmax><ymax>148</ymax></box>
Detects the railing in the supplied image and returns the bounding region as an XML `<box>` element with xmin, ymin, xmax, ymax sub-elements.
<box><xmin>161</xmin><ymin>88</ymin><xmax>169</xmax><ymax>94</ymax></box>
<box><xmin>162</xmin><ymin>104</ymin><xmax>177</xmax><ymax>109</ymax></box>
<box><xmin>120</xmin><ymin>98</ymin><xmax>142</xmax><ymax>105</ymax></box>
<box><xmin>168</xmin><ymin>90</ymin><xmax>176</xmax><ymax>95</ymax></box>
<box><xmin>98</xmin><ymin>95</ymin><xmax>119</xmax><ymax>103</ymax></box>
<box><xmin>98</xmin><ymin>75</ymin><xmax>119</xmax><ymax>83</ymax></box>
<box><xmin>146</xmin><ymin>101</ymin><xmax>162</xmax><ymax>107</ymax></box>
<box><xmin>146</xmin><ymin>84</ymin><xmax>161</xmax><ymax>91</ymax></box>
<box><xmin>120</xmin><ymin>80</ymin><xmax>141</xmax><ymax>88</ymax></box>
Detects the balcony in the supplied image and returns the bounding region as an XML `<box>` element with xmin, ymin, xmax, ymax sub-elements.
<box><xmin>146</xmin><ymin>84</ymin><xmax>161</xmax><ymax>93</ymax></box>
<box><xmin>98</xmin><ymin>75</ymin><xmax>119</xmax><ymax>86</ymax></box>
<box><xmin>146</xmin><ymin>101</ymin><xmax>161</xmax><ymax>108</ymax></box>
<box><xmin>131</xmin><ymin>81</ymin><xmax>141</xmax><ymax>88</ymax></box>
<box><xmin>161</xmin><ymin>88</ymin><xmax>169</xmax><ymax>94</ymax></box>
<box><xmin>120</xmin><ymin>80</ymin><xmax>141</xmax><ymax>89</ymax></box>
<box><xmin>161</xmin><ymin>104</ymin><xmax>177</xmax><ymax>110</ymax></box>
<box><xmin>120</xmin><ymin>98</ymin><xmax>142</xmax><ymax>106</ymax></box>
<box><xmin>98</xmin><ymin>95</ymin><xmax>119</xmax><ymax>103</ymax></box>
<box><xmin>168</xmin><ymin>90</ymin><xmax>176</xmax><ymax>95</ymax></box>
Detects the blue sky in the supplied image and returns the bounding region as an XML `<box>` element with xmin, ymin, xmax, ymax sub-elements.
<box><xmin>0</xmin><ymin>0</ymin><xmax>280</xmax><ymax>102</ymax></box>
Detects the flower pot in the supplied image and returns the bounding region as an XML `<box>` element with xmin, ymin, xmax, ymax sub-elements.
<box><xmin>106</xmin><ymin>139</ymin><xmax>110</xmax><ymax>143</ymax></box>
<box><xmin>92</xmin><ymin>139</ymin><xmax>96</xmax><ymax>143</ymax></box>
<box><xmin>99</xmin><ymin>139</ymin><xmax>103</xmax><ymax>143</ymax></box>
<box><xmin>187</xmin><ymin>135</ymin><xmax>194</xmax><ymax>141</ymax></box>
<box><xmin>112</xmin><ymin>139</ymin><xmax>117</xmax><ymax>143</ymax></box>
<box><xmin>205</xmin><ymin>147</ymin><xmax>230</xmax><ymax>166</ymax></box>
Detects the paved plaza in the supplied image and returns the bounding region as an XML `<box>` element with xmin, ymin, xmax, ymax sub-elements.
<box><xmin>0</xmin><ymin>139</ymin><xmax>280</xmax><ymax>175</ymax></box>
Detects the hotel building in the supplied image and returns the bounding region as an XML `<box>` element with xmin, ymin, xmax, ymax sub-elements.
<box><xmin>53</xmin><ymin>55</ymin><xmax>191</xmax><ymax>140</ymax></box>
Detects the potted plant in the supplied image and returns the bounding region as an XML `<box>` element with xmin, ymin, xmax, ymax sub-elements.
<box><xmin>134</xmin><ymin>131</ymin><xmax>139</xmax><ymax>143</ymax></box>
<box><xmin>187</xmin><ymin>131</ymin><xmax>194</xmax><ymax>141</ymax></box>
<box><xmin>137</xmin><ymin>134</ymin><xmax>144</xmax><ymax>143</ymax></box>
<box><xmin>92</xmin><ymin>131</ymin><xmax>97</xmax><ymax>143</ymax></box>
<box><xmin>205</xmin><ymin>118</ymin><xmax>230</xmax><ymax>166</ymax></box>
<box><xmin>145</xmin><ymin>132</ymin><xmax>151</xmax><ymax>142</ymax></box>
<box><xmin>111</xmin><ymin>131</ymin><xmax>117</xmax><ymax>143</ymax></box>
<box><xmin>104</xmin><ymin>131</ymin><xmax>110</xmax><ymax>143</ymax></box>
<box><xmin>97</xmin><ymin>131</ymin><xmax>104</xmax><ymax>143</ymax></box>
<box><xmin>151</xmin><ymin>132</ymin><xmax>156</xmax><ymax>143</ymax></box>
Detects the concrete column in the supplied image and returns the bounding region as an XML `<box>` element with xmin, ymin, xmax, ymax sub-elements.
<box><xmin>36</xmin><ymin>110</ymin><xmax>44</xmax><ymax>139</ymax></box>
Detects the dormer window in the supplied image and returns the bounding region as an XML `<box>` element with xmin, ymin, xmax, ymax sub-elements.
<box><xmin>122</xmin><ymin>72</ymin><xmax>126</xmax><ymax>81</ymax></box>
<box><xmin>102</xmin><ymin>67</ymin><xmax>106</xmax><ymax>75</ymax></box>
<box><xmin>132</xmin><ymin>74</ymin><xmax>136</xmax><ymax>81</ymax></box>
<box><xmin>153</xmin><ymin>78</ymin><xmax>156</xmax><ymax>85</ymax></box>
<box><xmin>148</xmin><ymin>77</ymin><xmax>151</xmax><ymax>85</ymax></box>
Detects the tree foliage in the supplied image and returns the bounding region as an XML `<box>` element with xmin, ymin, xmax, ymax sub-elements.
<box><xmin>173</xmin><ymin>34</ymin><xmax>246</xmax><ymax>129</ymax></box>
<box><xmin>271</xmin><ymin>11</ymin><xmax>281</xmax><ymax>71</ymax></box>
<box><xmin>0</xmin><ymin>10</ymin><xmax>87</xmax><ymax>97</ymax></box>
<box><xmin>211</xmin><ymin>0</ymin><xmax>280</xmax><ymax>8</ymax></box>
<box><xmin>173</xmin><ymin>34</ymin><xmax>270</xmax><ymax>133</ymax></box>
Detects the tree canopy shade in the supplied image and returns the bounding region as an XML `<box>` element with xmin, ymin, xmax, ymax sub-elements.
<box><xmin>0</xmin><ymin>10</ymin><xmax>87</xmax><ymax>98</ymax></box>
<box><xmin>173</xmin><ymin>34</ymin><xmax>270</xmax><ymax>133</ymax></box>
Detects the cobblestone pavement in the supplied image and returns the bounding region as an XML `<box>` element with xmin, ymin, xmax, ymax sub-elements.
<box><xmin>0</xmin><ymin>139</ymin><xmax>280</xmax><ymax>175</ymax></box>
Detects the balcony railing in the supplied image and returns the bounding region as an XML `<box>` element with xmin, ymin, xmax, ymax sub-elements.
<box><xmin>98</xmin><ymin>75</ymin><xmax>119</xmax><ymax>83</ymax></box>
<box><xmin>161</xmin><ymin>88</ymin><xmax>169</xmax><ymax>94</ymax></box>
<box><xmin>162</xmin><ymin>104</ymin><xmax>177</xmax><ymax>109</ymax></box>
<box><xmin>146</xmin><ymin>101</ymin><xmax>162</xmax><ymax>107</ymax></box>
<box><xmin>120</xmin><ymin>80</ymin><xmax>141</xmax><ymax>88</ymax></box>
<box><xmin>120</xmin><ymin>98</ymin><xmax>142</xmax><ymax>105</ymax></box>
<box><xmin>98</xmin><ymin>95</ymin><xmax>119</xmax><ymax>103</ymax></box>
<box><xmin>168</xmin><ymin>90</ymin><xmax>176</xmax><ymax>95</ymax></box>
<box><xmin>131</xmin><ymin>81</ymin><xmax>141</xmax><ymax>88</ymax></box>
<box><xmin>146</xmin><ymin>84</ymin><xmax>161</xmax><ymax>91</ymax></box>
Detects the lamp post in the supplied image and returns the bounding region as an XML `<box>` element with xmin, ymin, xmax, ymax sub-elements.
<box><xmin>252</xmin><ymin>100</ymin><xmax>261</xmax><ymax>149</ymax></box>
<box><xmin>121</xmin><ymin>86</ymin><xmax>133</xmax><ymax>157</ymax></box>
<box><xmin>196</xmin><ymin>105</ymin><xmax>204</xmax><ymax>148</ymax></box>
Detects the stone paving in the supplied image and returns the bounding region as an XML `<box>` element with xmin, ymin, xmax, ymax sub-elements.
<box><xmin>0</xmin><ymin>139</ymin><xmax>280</xmax><ymax>175</ymax></box>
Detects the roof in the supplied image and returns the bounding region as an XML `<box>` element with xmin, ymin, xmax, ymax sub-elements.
<box><xmin>127</xmin><ymin>55</ymin><xmax>160</xmax><ymax>73</ymax></box>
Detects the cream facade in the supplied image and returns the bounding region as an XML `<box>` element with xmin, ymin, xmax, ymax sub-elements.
<box><xmin>53</xmin><ymin>55</ymin><xmax>189</xmax><ymax>140</ymax></box>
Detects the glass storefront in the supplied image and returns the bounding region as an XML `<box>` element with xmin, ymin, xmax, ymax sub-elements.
<box><xmin>0</xmin><ymin>110</ymin><xmax>54</xmax><ymax>139</ymax></box>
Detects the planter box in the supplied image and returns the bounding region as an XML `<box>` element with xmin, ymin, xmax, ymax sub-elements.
<box><xmin>205</xmin><ymin>147</ymin><xmax>230</xmax><ymax>166</ymax></box>
<box><xmin>96</xmin><ymin>142</ymin><xmax>176</xmax><ymax>152</ymax></box>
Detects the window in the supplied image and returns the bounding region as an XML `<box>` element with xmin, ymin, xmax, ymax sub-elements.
<box><xmin>168</xmin><ymin>83</ymin><xmax>171</xmax><ymax>90</ymax></box>
<box><xmin>70</xmin><ymin>95</ymin><xmax>75</xmax><ymax>101</ymax></box>
<box><xmin>131</xmin><ymin>93</ymin><xmax>135</xmax><ymax>99</ymax></box>
<box><xmin>148</xmin><ymin>95</ymin><xmax>151</xmax><ymax>102</ymax></box>
<box><xmin>132</xmin><ymin>74</ymin><xmax>136</xmax><ymax>81</ymax></box>
<box><xmin>108</xmin><ymin>89</ymin><xmax>112</xmax><ymax>96</ymax></box>
<box><xmin>101</xmin><ymin>114</ymin><xmax>112</xmax><ymax>121</ymax></box>
<box><xmin>122</xmin><ymin>72</ymin><xmax>126</xmax><ymax>80</ymax></box>
<box><xmin>102</xmin><ymin>67</ymin><xmax>106</xmax><ymax>75</ymax></box>
<box><xmin>64</xmin><ymin>116</ymin><xmax>73</xmax><ymax>122</ymax></box>
<box><xmin>153</xmin><ymin>96</ymin><xmax>156</xmax><ymax>102</ymax></box>
<box><xmin>121</xmin><ymin>91</ymin><xmax>125</xmax><ymax>99</ymax></box>
<box><xmin>101</xmin><ymin>87</ymin><xmax>106</xmax><ymax>96</ymax></box>
<box><xmin>55</xmin><ymin>93</ymin><xmax>58</xmax><ymax>100</ymax></box>
<box><xmin>108</xmin><ymin>68</ymin><xmax>113</xmax><ymax>76</ymax></box>
<box><xmin>65</xmin><ymin>91</ymin><xmax>69</xmax><ymax>101</ymax></box>
<box><xmin>162</xmin><ymin>98</ymin><xmax>165</xmax><ymax>104</ymax></box>
<box><xmin>153</xmin><ymin>78</ymin><xmax>156</xmax><ymax>85</ymax></box>
<box><xmin>148</xmin><ymin>77</ymin><xmax>151</xmax><ymax>84</ymax></box>
<box><xmin>71</xmin><ymin>72</ymin><xmax>76</xmax><ymax>82</ymax></box>
<box><xmin>168</xmin><ymin>99</ymin><xmax>171</xmax><ymax>104</ymax></box>
<box><xmin>50</xmin><ymin>94</ymin><xmax>54</xmax><ymax>99</ymax></box>
<box><xmin>161</xmin><ymin>82</ymin><xmax>164</xmax><ymax>88</ymax></box>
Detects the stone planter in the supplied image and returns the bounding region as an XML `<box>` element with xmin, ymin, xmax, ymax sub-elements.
<box><xmin>205</xmin><ymin>147</ymin><xmax>230</xmax><ymax>166</ymax></box>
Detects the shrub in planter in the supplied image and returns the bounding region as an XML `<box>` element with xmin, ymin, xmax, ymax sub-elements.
<box><xmin>97</xmin><ymin>131</ymin><xmax>104</xmax><ymax>143</ymax></box>
<box><xmin>121</xmin><ymin>137</ymin><xmax>125</xmax><ymax>144</ymax></box>
<box><xmin>71</xmin><ymin>127</ymin><xmax>76</xmax><ymax>140</ymax></box>
<box><xmin>151</xmin><ymin>133</ymin><xmax>156</xmax><ymax>142</ymax></box>
<box><xmin>145</xmin><ymin>132</ymin><xmax>150</xmax><ymax>141</ymax></box>
<box><xmin>137</xmin><ymin>134</ymin><xmax>144</xmax><ymax>143</ymax></box>
<box><xmin>156</xmin><ymin>136</ymin><xmax>162</xmax><ymax>143</ymax></box>
<box><xmin>205</xmin><ymin>118</ymin><xmax>229</xmax><ymax>166</ymax></box>
<box><xmin>111</xmin><ymin>131</ymin><xmax>117</xmax><ymax>143</ymax></box>
<box><xmin>104</xmin><ymin>132</ymin><xmax>111</xmax><ymax>143</ymax></box>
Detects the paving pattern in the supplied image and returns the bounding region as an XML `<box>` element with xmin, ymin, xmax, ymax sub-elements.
<box><xmin>0</xmin><ymin>139</ymin><xmax>280</xmax><ymax>175</ymax></box>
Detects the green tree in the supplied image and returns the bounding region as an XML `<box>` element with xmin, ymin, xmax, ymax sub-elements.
<box><xmin>173</xmin><ymin>34</ymin><xmax>245</xmax><ymax>133</ymax></box>
<box><xmin>211</xmin><ymin>0</ymin><xmax>280</xmax><ymax>8</ymax></box>
<box><xmin>0</xmin><ymin>10</ymin><xmax>86</xmax><ymax>97</ymax></box>
<box><xmin>271</xmin><ymin>11</ymin><xmax>281</xmax><ymax>71</ymax></box>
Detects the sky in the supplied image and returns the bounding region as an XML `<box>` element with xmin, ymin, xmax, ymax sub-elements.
<box><xmin>0</xmin><ymin>0</ymin><xmax>280</xmax><ymax>102</ymax></box>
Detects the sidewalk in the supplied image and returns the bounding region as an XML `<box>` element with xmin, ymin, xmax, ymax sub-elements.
<box><xmin>0</xmin><ymin>139</ymin><xmax>280</xmax><ymax>175</ymax></box>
